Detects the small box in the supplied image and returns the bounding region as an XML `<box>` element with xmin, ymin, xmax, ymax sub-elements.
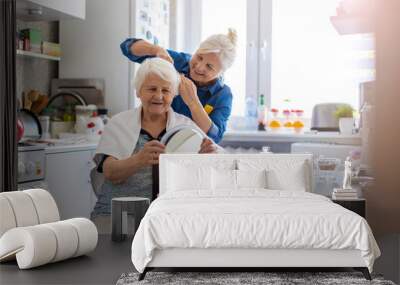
<box><xmin>41</xmin><ymin>41</ymin><xmax>61</xmax><ymax>57</ymax></box>
<box><xmin>20</xmin><ymin>28</ymin><xmax>42</xmax><ymax>53</ymax></box>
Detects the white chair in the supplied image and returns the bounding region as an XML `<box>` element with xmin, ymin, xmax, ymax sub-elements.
<box><xmin>0</xmin><ymin>189</ymin><xmax>98</xmax><ymax>269</ymax></box>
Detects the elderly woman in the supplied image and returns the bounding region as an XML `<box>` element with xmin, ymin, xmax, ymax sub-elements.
<box><xmin>120</xmin><ymin>29</ymin><xmax>237</xmax><ymax>143</ymax></box>
<box><xmin>91</xmin><ymin>58</ymin><xmax>217</xmax><ymax>225</ymax></box>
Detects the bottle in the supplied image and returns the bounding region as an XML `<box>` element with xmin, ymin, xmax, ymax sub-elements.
<box><xmin>245</xmin><ymin>97</ymin><xmax>257</xmax><ymax>118</ymax></box>
<box><xmin>245</xmin><ymin>96</ymin><xmax>258</xmax><ymax>130</ymax></box>
<box><xmin>257</xmin><ymin>94</ymin><xmax>266</xmax><ymax>131</ymax></box>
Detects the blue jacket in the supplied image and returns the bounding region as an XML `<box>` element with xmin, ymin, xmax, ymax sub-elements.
<box><xmin>120</xmin><ymin>38</ymin><xmax>233</xmax><ymax>143</ymax></box>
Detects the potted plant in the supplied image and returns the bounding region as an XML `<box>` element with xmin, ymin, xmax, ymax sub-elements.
<box><xmin>334</xmin><ymin>105</ymin><xmax>355</xmax><ymax>135</ymax></box>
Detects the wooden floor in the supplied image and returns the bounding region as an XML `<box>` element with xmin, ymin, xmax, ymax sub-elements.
<box><xmin>0</xmin><ymin>235</ymin><xmax>133</xmax><ymax>285</ymax></box>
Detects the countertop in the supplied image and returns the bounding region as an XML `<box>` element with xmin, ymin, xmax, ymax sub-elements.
<box><xmin>45</xmin><ymin>142</ymin><xmax>98</xmax><ymax>154</ymax></box>
<box><xmin>221</xmin><ymin>130</ymin><xmax>362</xmax><ymax>145</ymax></box>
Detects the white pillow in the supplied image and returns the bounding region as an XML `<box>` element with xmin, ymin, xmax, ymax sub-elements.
<box><xmin>212</xmin><ymin>168</ymin><xmax>237</xmax><ymax>191</ymax></box>
<box><xmin>266</xmin><ymin>167</ymin><xmax>306</xmax><ymax>191</ymax></box>
<box><xmin>167</xmin><ymin>162</ymin><xmax>212</xmax><ymax>192</ymax></box>
<box><xmin>236</xmin><ymin>169</ymin><xmax>267</xmax><ymax>189</ymax></box>
<box><xmin>238</xmin><ymin>158</ymin><xmax>310</xmax><ymax>192</ymax></box>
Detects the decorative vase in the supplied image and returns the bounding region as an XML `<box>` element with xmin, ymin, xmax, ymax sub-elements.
<box><xmin>339</xmin><ymin>117</ymin><xmax>354</xmax><ymax>135</ymax></box>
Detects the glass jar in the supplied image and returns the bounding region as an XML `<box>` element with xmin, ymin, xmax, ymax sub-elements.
<box><xmin>268</xmin><ymin>108</ymin><xmax>281</xmax><ymax>129</ymax></box>
<box><xmin>75</xmin><ymin>104</ymin><xmax>97</xmax><ymax>118</ymax></box>
<box><xmin>282</xmin><ymin>109</ymin><xmax>292</xmax><ymax>128</ymax></box>
<box><xmin>75</xmin><ymin>105</ymin><xmax>97</xmax><ymax>134</ymax></box>
<box><xmin>63</xmin><ymin>104</ymin><xmax>75</xmax><ymax>122</ymax></box>
<box><xmin>293</xmin><ymin>109</ymin><xmax>305</xmax><ymax>132</ymax></box>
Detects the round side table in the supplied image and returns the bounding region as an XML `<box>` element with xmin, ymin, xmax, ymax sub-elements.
<box><xmin>111</xmin><ymin>197</ymin><xmax>150</xmax><ymax>242</ymax></box>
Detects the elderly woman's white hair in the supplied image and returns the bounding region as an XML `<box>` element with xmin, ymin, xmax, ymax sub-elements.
<box><xmin>134</xmin><ymin>57</ymin><xmax>180</xmax><ymax>95</ymax></box>
<box><xmin>196</xmin><ymin>28</ymin><xmax>237</xmax><ymax>72</ymax></box>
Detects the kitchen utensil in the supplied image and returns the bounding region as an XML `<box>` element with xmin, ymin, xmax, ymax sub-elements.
<box><xmin>46</xmin><ymin>91</ymin><xmax>86</xmax><ymax>109</ymax></box>
<box><xmin>31</xmin><ymin>94</ymin><xmax>49</xmax><ymax>115</ymax></box>
<box><xmin>23</xmin><ymin>92</ymin><xmax>32</xmax><ymax>110</ymax></box>
<box><xmin>18</xmin><ymin>109</ymin><xmax>42</xmax><ymax>140</ymax></box>
<box><xmin>45</xmin><ymin>91</ymin><xmax>87</xmax><ymax>122</ymax></box>
<box><xmin>39</xmin><ymin>116</ymin><xmax>50</xmax><ymax>139</ymax></box>
<box><xmin>28</xmin><ymin>90</ymin><xmax>40</xmax><ymax>102</ymax></box>
<box><xmin>311</xmin><ymin>103</ymin><xmax>352</xmax><ymax>132</ymax></box>
<box><xmin>50</xmin><ymin>121</ymin><xmax>74</xmax><ymax>139</ymax></box>
<box><xmin>23</xmin><ymin>90</ymin><xmax>41</xmax><ymax>111</ymax></box>
<box><xmin>17</xmin><ymin>119</ymin><xmax>24</xmax><ymax>142</ymax></box>
<box><xmin>51</xmin><ymin>79</ymin><xmax>105</xmax><ymax>108</ymax></box>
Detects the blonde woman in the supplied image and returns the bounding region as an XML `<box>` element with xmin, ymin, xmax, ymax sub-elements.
<box><xmin>121</xmin><ymin>29</ymin><xmax>237</xmax><ymax>143</ymax></box>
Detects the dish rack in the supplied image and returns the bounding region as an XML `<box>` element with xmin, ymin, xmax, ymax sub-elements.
<box><xmin>314</xmin><ymin>156</ymin><xmax>342</xmax><ymax>196</ymax></box>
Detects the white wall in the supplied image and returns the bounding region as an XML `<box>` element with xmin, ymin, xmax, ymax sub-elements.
<box><xmin>59</xmin><ymin>0</ymin><xmax>131</xmax><ymax>116</ymax></box>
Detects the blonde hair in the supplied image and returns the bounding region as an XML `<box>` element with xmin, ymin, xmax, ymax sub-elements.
<box><xmin>134</xmin><ymin>58</ymin><xmax>180</xmax><ymax>95</ymax></box>
<box><xmin>196</xmin><ymin>28</ymin><xmax>238</xmax><ymax>71</ymax></box>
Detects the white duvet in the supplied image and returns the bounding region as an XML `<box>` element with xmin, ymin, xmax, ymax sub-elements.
<box><xmin>131</xmin><ymin>190</ymin><xmax>380</xmax><ymax>273</ymax></box>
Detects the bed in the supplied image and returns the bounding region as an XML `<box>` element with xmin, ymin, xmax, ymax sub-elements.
<box><xmin>131</xmin><ymin>154</ymin><xmax>380</xmax><ymax>280</ymax></box>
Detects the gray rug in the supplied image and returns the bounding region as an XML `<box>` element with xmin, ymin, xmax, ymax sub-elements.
<box><xmin>116</xmin><ymin>271</ymin><xmax>396</xmax><ymax>285</ymax></box>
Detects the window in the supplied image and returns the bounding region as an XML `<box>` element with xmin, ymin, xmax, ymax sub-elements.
<box><xmin>271</xmin><ymin>0</ymin><xmax>374</xmax><ymax>117</ymax></box>
<box><xmin>195</xmin><ymin>0</ymin><xmax>374</xmax><ymax>119</ymax></box>
<box><xmin>201</xmin><ymin>0</ymin><xmax>247</xmax><ymax>116</ymax></box>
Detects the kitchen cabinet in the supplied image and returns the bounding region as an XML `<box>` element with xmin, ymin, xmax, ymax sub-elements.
<box><xmin>16</xmin><ymin>0</ymin><xmax>85</xmax><ymax>21</ymax></box>
<box><xmin>46</xmin><ymin>146</ymin><xmax>97</xmax><ymax>220</ymax></box>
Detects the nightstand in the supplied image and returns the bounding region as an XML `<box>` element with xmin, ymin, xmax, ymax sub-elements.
<box><xmin>332</xmin><ymin>198</ymin><xmax>366</xmax><ymax>218</ymax></box>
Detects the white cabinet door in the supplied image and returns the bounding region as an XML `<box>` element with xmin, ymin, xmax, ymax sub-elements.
<box><xmin>17</xmin><ymin>0</ymin><xmax>85</xmax><ymax>21</ymax></box>
<box><xmin>46</xmin><ymin>149</ymin><xmax>95</xmax><ymax>220</ymax></box>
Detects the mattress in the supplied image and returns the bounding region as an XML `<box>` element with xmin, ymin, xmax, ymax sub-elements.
<box><xmin>131</xmin><ymin>190</ymin><xmax>380</xmax><ymax>273</ymax></box>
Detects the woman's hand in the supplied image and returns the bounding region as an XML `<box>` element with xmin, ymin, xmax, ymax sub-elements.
<box><xmin>134</xmin><ymin>140</ymin><xmax>165</xmax><ymax>166</ymax></box>
<box><xmin>179</xmin><ymin>74</ymin><xmax>201</xmax><ymax>108</ymax></box>
<box><xmin>154</xmin><ymin>46</ymin><xmax>174</xmax><ymax>64</ymax></box>
<box><xmin>199</xmin><ymin>138</ymin><xmax>217</xmax><ymax>154</ymax></box>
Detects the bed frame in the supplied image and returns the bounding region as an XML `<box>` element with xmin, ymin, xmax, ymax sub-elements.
<box><xmin>139</xmin><ymin>248</ymin><xmax>371</xmax><ymax>280</ymax></box>
<box><xmin>138</xmin><ymin>154</ymin><xmax>372</xmax><ymax>281</ymax></box>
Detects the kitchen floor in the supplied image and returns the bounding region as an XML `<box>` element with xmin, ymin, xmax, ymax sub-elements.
<box><xmin>2</xmin><ymin>235</ymin><xmax>398</xmax><ymax>284</ymax></box>
<box><xmin>0</xmin><ymin>235</ymin><xmax>133</xmax><ymax>285</ymax></box>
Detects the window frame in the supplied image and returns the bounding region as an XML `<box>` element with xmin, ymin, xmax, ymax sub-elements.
<box><xmin>182</xmin><ymin>0</ymin><xmax>274</xmax><ymax>115</ymax></box>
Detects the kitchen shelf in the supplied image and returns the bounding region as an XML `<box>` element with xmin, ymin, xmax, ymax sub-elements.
<box><xmin>330</xmin><ymin>15</ymin><xmax>373</xmax><ymax>35</ymax></box>
<box><xmin>16</xmin><ymin>49</ymin><xmax>60</xmax><ymax>61</ymax></box>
